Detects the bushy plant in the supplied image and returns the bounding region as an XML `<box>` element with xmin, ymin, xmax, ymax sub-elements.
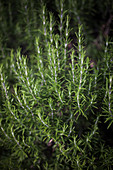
<box><xmin>0</xmin><ymin>1</ymin><xmax>113</xmax><ymax>169</ymax></box>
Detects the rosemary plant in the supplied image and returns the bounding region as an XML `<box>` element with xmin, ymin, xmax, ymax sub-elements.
<box><xmin>0</xmin><ymin>1</ymin><xmax>113</xmax><ymax>169</ymax></box>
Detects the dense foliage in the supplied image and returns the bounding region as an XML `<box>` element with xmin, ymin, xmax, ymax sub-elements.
<box><xmin>0</xmin><ymin>0</ymin><xmax>113</xmax><ymax>169</ymax></box>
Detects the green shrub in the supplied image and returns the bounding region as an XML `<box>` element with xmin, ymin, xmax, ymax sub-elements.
<box><xmin>0</xmin><ymin>1</ymin><xmax>113</xmax><ymax>169</ymax></box>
